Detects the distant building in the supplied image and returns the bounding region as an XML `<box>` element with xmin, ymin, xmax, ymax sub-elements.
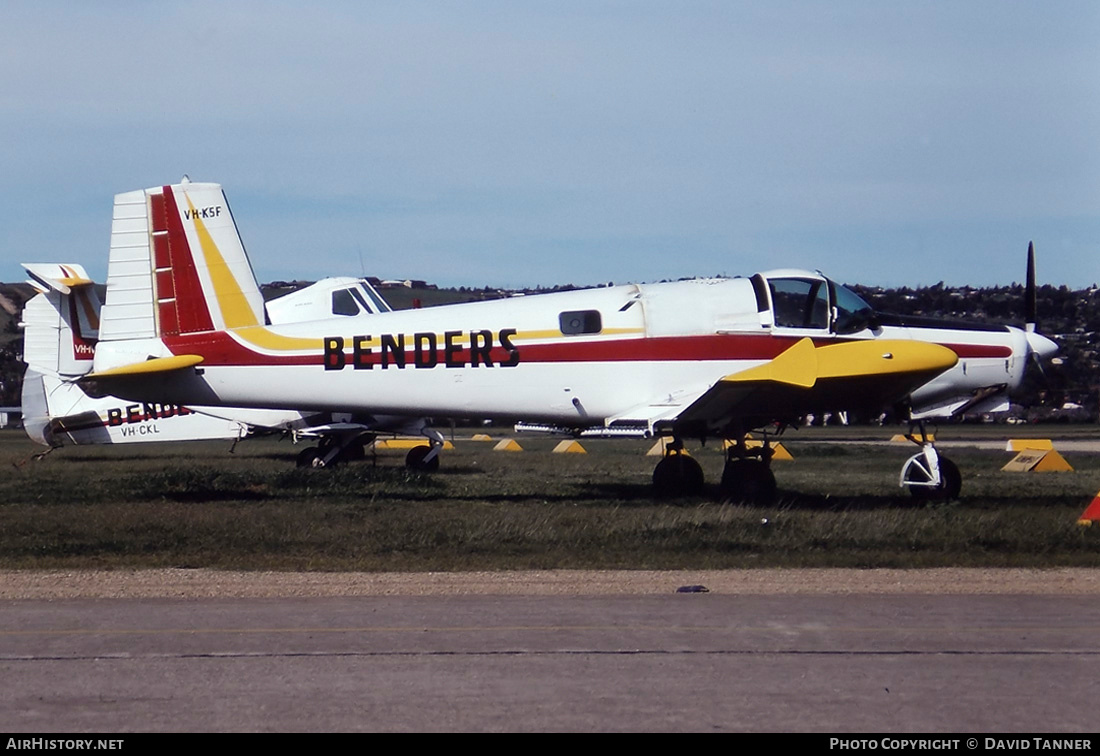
<box><xmin>379</xmin><ymin>279</ymin><xmax>432</xmax><ymax>290</ymax></box>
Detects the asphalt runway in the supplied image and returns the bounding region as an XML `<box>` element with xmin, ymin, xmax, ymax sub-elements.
<box><xmin>3</xmin><ymin>588</ymin><xmax>1099</xmax><ymax>732</ymax></box>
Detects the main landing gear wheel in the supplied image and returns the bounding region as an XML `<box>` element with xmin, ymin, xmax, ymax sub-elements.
<box><xmin>296</xmin><ymin>437</ymin><xmax>357</xmax><ymax>468</ymax></box>
<box><xmin>652</xmin><ymin>454</ymin><xmax>705</xmax><ymax>497</ymax></box>
<box><xmin>405</xmin><ymin>444</ymin><xmax>441</xmax><ymax>472</ymax></box>
<box><xmin>296</xmin><ymin>446</ymin><xmax>324</xmax><ymax>468</ymax></box>
<box><xmin>719</xmin><ymin>430</ymin><xmax>778</xmax><ymax>503</ymax></box>
<box><xmin>902</xmin><ymin>455</ymin><xmax>961</xmax><ymax>501</ymax></box>
<box><xmin>720</xmin><ymin>459</ymin><xmax>777</xmax><ymax>502</ymax></box>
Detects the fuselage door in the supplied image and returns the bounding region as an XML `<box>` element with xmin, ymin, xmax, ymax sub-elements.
<box><xmin>764</xmin><ymin>275</ymin><xmax>832</xmax><ymax>336</ymax></box>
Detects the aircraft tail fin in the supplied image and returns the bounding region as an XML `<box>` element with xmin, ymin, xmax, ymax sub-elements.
<box><xmin>20</xmin><ymin>263</ymin><xmax>101</xmax><ymax>378</ymax></box>
<box><xmin>99</xmin><ymin>178</ymin><xmax>266</xmax><ymax>342</ymax></box>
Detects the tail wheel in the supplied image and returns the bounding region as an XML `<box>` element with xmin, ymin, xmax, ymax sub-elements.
<box><xmin>652</xmin><ymin>454</ymin><xmax>705</xmax><ymax>497</ymax></box>
<box><xmin>405</xmin><ymin>444</ymin><xmax>440</xmax><ymax>472</ymax></box>
<box><xmin>904</xmin><ymin>456</ymin><xmax>962</xmax><ymax>501</ymax></box>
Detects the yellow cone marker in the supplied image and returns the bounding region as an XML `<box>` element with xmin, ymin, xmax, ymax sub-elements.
<box><xmin>553</xmin><ymin>440</ymin><xmax>587</xmax><ymax>454</ymax></box>
<box><xmin>647</xmin><ymin>438</ymin><xmax>690</xmax><ymax>457</ymax></box>
<box><xmin>1001</xmin><ymin>449</ymin><xmax>1073</xmax><ymax>472</ymax></box>
<box><xmin>1005</xmin><ymin>439</ymin><xmax>1053</xmax><ymax>451</ymax></box>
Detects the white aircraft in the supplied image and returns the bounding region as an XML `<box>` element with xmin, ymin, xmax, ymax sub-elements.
<box><xmin>20</xmin><ymin>262</ymin><xmax>446</xmax><ymax>468</ymax></box>
<box><xmin>80</xmin><ymin>179</ymin><xmax>1058</xmax><ymax>499</ymax></box>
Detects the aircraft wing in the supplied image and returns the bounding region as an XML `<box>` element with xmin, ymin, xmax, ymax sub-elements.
<box><xmin>611</xmin><ymin>338</ymin><xmax>958</xmax><ymax>433</ymax></box>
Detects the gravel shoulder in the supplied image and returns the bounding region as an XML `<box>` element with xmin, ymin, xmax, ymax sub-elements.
<box><xmin>3</xmin><ymin>568</ymin><xmax>1100</xmax><ymax>599</ymax></box>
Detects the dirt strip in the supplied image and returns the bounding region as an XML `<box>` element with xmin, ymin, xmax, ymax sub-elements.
<box><xmin>2</xmin><ymin>568</ymin><xmax>1100</xmax><ymax>599</ymax></box>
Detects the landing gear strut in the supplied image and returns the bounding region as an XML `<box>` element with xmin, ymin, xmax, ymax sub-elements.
<box><xmin>405</xmin><ymin>427</ymin><xmax>446</xmax><ymax>471</ymax></box>
<box><xmin>899</xmin><ymin>424</ymin><xmax>961</xmax><ymax>500</ymax></box>
<box><xmin>295</xmin><ymin>432</ymin><xmax>371</xmax><ymax>468</ymax></box>
<box><xmin>719</xmin><ymin>432</ymin><xmax>777</xmax><ymax>502</ymax></box>
<box><xmin>652</xmin><ymin>437</ymin><xmax>705</xmax><ymax>496</ymax></box>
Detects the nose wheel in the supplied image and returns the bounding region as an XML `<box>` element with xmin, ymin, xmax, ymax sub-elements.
<box><xmin>899</xmin><ymin>425</ymin><xmax>961</xmax><ymax>500</ymax></box>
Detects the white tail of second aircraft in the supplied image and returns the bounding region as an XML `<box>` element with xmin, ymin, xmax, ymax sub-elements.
<box><xmin>100</xmin><ymin>178</ymin><xmax>266</xmax><ymax>342</ymax></box>
<box><xmin>21</xmin><ymin>263</ymin><xmax>101</xmax><ymax>379</ymax></box>
<box><xmin>20</xmin><ymin>257</ymin><xmax>399</xmax><ymax>450</ymax></box>
<box><xmin>20</xmin><ymin>262</ymin><xmax>249</xmax><ymax>447</ymax></box>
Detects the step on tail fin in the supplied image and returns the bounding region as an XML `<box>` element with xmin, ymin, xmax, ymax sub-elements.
<box><xmin>99</xmin><ymin>178</ymin><xmax>266</xmax><ymax>342</ymax></box>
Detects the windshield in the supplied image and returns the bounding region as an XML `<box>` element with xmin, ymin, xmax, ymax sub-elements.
<box><xmin>831</xmin><ymin>282</ymin><xmax>876</xmax><ymax>334</ymax></box>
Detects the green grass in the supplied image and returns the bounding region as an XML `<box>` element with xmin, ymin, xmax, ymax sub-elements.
<box><xmin>1</xmin><ymin>428</ymin><xmax>1099</xmax><ymax>570</ymax></box>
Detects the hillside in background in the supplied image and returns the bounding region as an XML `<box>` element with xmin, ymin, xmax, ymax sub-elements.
<box><xmin>1</xmin><ymin>277</ymin><xmax>1097</xmax><ymax>421</ymax></box>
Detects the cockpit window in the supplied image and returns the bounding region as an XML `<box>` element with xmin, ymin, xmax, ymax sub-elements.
<box><xmin>349</xmin><ymin>288</ymin><xmax>374</xmax><ymax>314</ymax></box>
<box><xmin>769</xmin><ymin>278</ymin><xmax>829</xmax><ymax>329</ymax></box>
<box><xmin>831</xmin><ymin>283</ymin><xmax>876</xmax><ymax>334</ymax></box>
<box><xmin>358</xmin><ymin>284</ymin><xmax>392</xmax><ymax>313</ymax></box>
<box><xmin>332</xmin><ymin>288</ymin><xmax>360</xmax><ymax>316</ymax></box>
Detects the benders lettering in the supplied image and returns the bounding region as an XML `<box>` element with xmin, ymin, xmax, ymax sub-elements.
<box><xmin>106</xmin><ymin>404</ymin><xmax>195</xmax><ymax>426</ymax></box>
<box><xmin>324</xmin><ymin>329</ymin><xmax>520</xmax><ymax>371</ymax></box>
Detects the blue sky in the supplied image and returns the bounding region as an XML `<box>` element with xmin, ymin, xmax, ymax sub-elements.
<box><xmin>2</xmin><ymin>1</ymin><xmax>1097</xmax><ymax>289</ymax></box>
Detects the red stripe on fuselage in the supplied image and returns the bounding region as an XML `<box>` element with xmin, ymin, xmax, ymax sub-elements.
<box><xmin>940</xmin><ymin>343</ymin><xmax>1013</xmax><ymax>359</ymax></box>
<box><xmin>161</xmin><ymin>331</ymin><xmax>1011</xmax><ymax>368</ymax></box>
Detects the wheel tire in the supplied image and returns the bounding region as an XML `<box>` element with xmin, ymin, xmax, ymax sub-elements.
<box><xmin>906</xmin><ymin>456</ymin><xmax>962</xmax><ymax>501</ymax></box>
<box><xmin>652</xmin><ymin>455</ymin><xmax>705</xmax><ymax>497</ymax></box>
<box><xmin>405</xmin><ymin>445</ymin><xmax>440</xmax><ymax>472</ymax></box>
<box><xmin>720</xmin><ymin>459</ymin><xmax>777</xmax><ymax>502</ymax></box>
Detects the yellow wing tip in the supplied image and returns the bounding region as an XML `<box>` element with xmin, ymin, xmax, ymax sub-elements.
<box><xmin>815</xmin><ymin>339</ymin><xmax>958</xmax><ymax>378</ymax></box>
<box><xmin>722</xmin><ymin>338</ymin><xmax>957</xmax><ymax>387</ymax></box>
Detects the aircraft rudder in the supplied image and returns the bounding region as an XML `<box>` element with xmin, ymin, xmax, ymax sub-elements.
<box><xmin>162</xmin><ymin>180</ymin><xmax>266</xmax><ymax>333</ymax></box>
<box><xmin>99</xmin><ymin>179</ymin><xmax>266</xmax><ymax>344</ymax></box>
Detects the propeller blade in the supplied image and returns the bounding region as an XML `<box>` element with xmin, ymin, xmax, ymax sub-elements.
<box><xmin>1025</xmin><ymin>240</ymin><xmax>1037</xmax><ymax>332</ymax></box>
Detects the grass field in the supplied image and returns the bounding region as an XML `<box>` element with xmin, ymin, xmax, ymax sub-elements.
<box><xmin>2</xmin><ymin>427</ymin><xmax>1099</xmax><ymax>571</ymax></box>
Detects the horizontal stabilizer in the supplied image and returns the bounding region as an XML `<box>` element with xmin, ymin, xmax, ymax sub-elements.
<box><xmin>22</xmin><ymin>263</ymin><xmax>94</xmax><ymax>294</ymax></box>
<box><xmin>84</xmin><ymin>354</ymin><xmax>204</xmax><ymax>379</ymax></box>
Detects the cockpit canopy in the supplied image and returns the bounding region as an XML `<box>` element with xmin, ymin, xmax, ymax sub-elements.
<box><xmin>753</xmin><ymin>270</ymin><xmax>876</xmax><ymax>335</ymax></box>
